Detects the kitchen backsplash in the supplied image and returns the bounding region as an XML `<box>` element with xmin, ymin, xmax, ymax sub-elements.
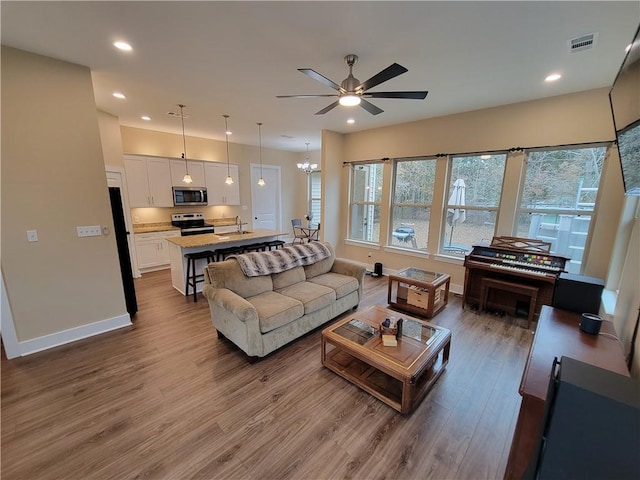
<box><xmin>130</xmin><ymin>205</ymin><xmax>244</xmax><ymax>224</ymax></box>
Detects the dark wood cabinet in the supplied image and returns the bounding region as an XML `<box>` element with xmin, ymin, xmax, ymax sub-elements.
<box><xmin>504</xmin><ymin>306</ymin><xmax>629</xmax><ymax>480</ymax></box>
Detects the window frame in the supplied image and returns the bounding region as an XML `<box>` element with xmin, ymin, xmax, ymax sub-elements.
<box><xmin>347</xmin><ymin>162</ymin><xmax>384</xmax><ymax>244</ymax></box>
<box><xmin>515</xmin><ymin>144</ymin><xmax>608</xmax><ymax>274</ymax></box>
<box><xmin>388</xmin><ymin>156</ymin><xmax>438</xmax><ymax>251</ymax></box>
<box><xmin>439</xmin><ymin>152</ymin><xmax>508</xmax><ymax>257</ymax></box>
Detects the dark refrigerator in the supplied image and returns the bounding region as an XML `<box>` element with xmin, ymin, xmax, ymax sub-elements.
<box><xmin>109</xmin><ymin>187</ymin><xmax>138</xmax><ymax>316</ymax></box>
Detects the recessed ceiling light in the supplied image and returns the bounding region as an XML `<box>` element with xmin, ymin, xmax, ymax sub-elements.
<box><xmin>347</xmin><ymin>118</ymin><xmax>355</xmax><ymax>124</ymax></box>
<box><xmin>112</xmin><ymin>92</ymin><xmax>126</xmax><ymax>99</ymax></box>
<box><xmin>545</xmin><ymin>73</ymin><xmax>562</xmax><ymax>82</ymax></box>
<box><xmin>141</xmin><ymin>115</ymin><xmax>151</xmax><ymax>121</ymax></box>
<box><xmin>113</xmin><ymin>41</ymin><xmax>132</xmax><ymax>51</ymax></box>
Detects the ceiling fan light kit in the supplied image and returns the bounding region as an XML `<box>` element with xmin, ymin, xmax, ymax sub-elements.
<box><xmin>277</xmin><ymin>54</ymin><xmax>428</xmax><ymax>115</ymax></box>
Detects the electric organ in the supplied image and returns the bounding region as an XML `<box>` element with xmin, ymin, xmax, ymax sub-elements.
<box><xmin>463</xmin><ymin>236</ymin><xmax>569</xmax><ymax>327</ymax></box>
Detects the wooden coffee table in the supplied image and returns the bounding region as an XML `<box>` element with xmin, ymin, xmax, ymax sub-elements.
<box><xmin>387</xmin><ymin>267</ymin><xmax>450</xmax><ymax>318</ymax></box>
<box><xmin>321</xmin><ymin>305</ymin><xmax>451</xmax><ymax>414</ymax></box>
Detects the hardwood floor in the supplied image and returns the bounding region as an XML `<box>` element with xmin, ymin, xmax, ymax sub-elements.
<box><xmin>1</xmin><ymin>270</ymin><xmax>534</xmax><ymax>479</ymax></box>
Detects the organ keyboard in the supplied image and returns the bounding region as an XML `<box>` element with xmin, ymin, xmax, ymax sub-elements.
<box><xmin>463</xmin><ymin>236</ymin><xmax>569</xmax><ymax>325</ymax></box>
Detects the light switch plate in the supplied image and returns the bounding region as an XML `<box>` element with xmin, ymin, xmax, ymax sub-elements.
<box><xmin>27</xmin><ymin>230</ymin><xmax>38</xmax><ymax>242</ymax></box>
<box><xmin>77</xmin><ymin>225</ymin><xmax>101</xmax><ymax>237</ymax></box>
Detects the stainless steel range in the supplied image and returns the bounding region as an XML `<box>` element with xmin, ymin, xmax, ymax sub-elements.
<box><xmin>171</xmin><ymin>213</ymin><xmax>215</xmax><ymax>236</ymax></box>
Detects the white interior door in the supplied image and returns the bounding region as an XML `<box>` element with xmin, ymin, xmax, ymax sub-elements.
<box><xmin>251</xmin><ymin>164</ymin><xmax>281</xmax><ymax>231</ymax></box>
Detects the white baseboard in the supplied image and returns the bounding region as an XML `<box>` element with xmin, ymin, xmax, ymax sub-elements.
<box><xmin>19</xmin><ymin>314</ymin><xmax>132</xmax><ymax>356</ymax></box>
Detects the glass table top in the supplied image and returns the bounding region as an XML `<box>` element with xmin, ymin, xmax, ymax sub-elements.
<box><xmin>333</xmin><ymin>316</ymin><xmax>443</xmax><ymax>348</ymax></box>
<box><xmin>395</xmin><ymin>267</ymin><xmax>446</xmax><ymax>283</ymax></box>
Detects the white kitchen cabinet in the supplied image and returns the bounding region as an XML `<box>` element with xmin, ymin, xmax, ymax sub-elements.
<box><xmin>170</xmin><ymin>159</ymin><xmax>206</xmax><ymax>187</ymax></box>
<box><xmin>204</xmin><ymin>162</ymin><xmax>240</xmax><ymax>205</ymax></box>
<box><xmin>124</xmin><ymin>156</ymin><xmax>173</xmax><ymax>207</ymax></box>
<box><xmin>134</xmin><ymin>231</ymin><xmax>180</xmax><ymax>271</ymax></box>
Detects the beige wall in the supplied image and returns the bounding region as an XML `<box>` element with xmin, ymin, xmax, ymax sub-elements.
<box><xmin>98</xmin><ymin>110</ymin><xmax>125</xmax><ymax>168</ymax></box>
<box><xmin>1</xmin><ymin>47</ymin><xmax>127</xmax><ymax>341</ymax></box>
<box><xmin>120</xmin><ymin>126</ymin><xmax>306</xmax><ymax>231</ymax></box>
<box><xmin>332</xmin><ymin>88</ymin><xmax>622</xmax><ymax>280</ymax></box>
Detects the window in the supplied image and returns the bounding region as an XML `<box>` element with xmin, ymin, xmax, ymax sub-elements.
<box><xmin>441</xmin><ymin>153</ymin><xmax>507</xmax><ymax>256</ymax></box>
<box><xmin>516</xmin><ymin>146</ymin><xmax>606</xmax><ymax>273</ymax></box>
<box><xmin>389</xmin><ymin>158</ymin><xmax>437</xmax><ymax>251</ymax></box>
<box><xmin>308</xmin><ymin>171</ymin><xmax>321</xmax><ymax>223</ymax></box>
<box><xmin>349</xmin><ymin>163</ymin><xmax>384</xmax><ymax>243</ymax></box>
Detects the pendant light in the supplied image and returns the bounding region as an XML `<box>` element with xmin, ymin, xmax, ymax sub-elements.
<box><xmin>257</xmin><ymin>122</ymin><xmax>266</xmax><ymax>186</ymax></box>
<box><xmin>223</xmin><ymin>115</ymin><xmax>234</xmax><ymax>185</ymax></box>
<box><xmin>297</xmin><ymin>142</ymin><xmax>318</xmax><ymax>174</ymax></box>
<box><xmin>178</xmin><ymin>104</ymin><xmax>193</xmax><ymax>184</ymax></box>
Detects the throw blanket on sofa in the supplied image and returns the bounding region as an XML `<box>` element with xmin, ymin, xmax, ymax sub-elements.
<box><xmin>230</xmin><ymin>242</ymin><xmax>331</xmax><ymax>277</ymax></box>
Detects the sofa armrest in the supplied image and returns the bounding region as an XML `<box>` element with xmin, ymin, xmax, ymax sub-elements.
<box><xmin>331</xmin><ymin>258</ymin><xmax>367</xmax><ymax>303</ymax></box>
<box><xmin>202</xmin><ymin>286</ymin><xmax>258</xmax><ymax>323</ymax></box>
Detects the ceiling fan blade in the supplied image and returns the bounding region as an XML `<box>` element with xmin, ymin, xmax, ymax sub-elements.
<box><xmin>276</xmin><ymin>94</ymin><xmax>339</xmax><ymax>98</ymax></box>
<box><xmin>299</xmin><ymin>68</ymin><xmax>342</xmax><ymax>92</ymax></box>
<box><xmin>357</xmin><ymin>63</ymin><xmax>408</xmax><ymax>92</ymax></box>
<box><xmin>359</xmin><ymin>98</ymin><xmax>384</xmax><ymax>115</ymax></box>
<box><xmin>315</xmin><ymin>101</ymin><xmax>340</xmax><ymax>115</ymax></box>
<box><xmin>363</xmin><ymin>91</ymin><xmax>428</xmax><ymax>100</ymax></box>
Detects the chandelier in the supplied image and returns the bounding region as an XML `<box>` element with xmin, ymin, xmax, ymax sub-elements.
<box><xmin>297</xmin><ymin>142</ymin><xmax>317</xmax><ymax>174</ymax></box>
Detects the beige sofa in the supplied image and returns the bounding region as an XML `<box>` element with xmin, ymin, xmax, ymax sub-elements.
<box><xmin>203</xmin><ymin>242</ymin><xmax>366</xmax><ymax>360</ymax></box>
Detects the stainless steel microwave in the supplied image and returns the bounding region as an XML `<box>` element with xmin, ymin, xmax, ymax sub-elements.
<box><xmin>172</xmin><ymin>187</ymin><xmax>208</xmax><ymax>206</ymax></box>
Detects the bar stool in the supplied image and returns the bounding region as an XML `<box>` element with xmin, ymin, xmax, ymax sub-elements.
<box><xmin>243</xmin><ymin>243</ymin><xmax>266</xmax><ymax>253</ymax></box>
<box><xmin>264</xmin><ymin>240</ymin><xmax>285</xmax><ymax>251</ymax></box>
<box><xmin>215</xmin><ymin>246</ymin><xmax>244</xmax><ymax>262</ymax></box>
<box><xmin>184</xmin><ymin>250</ymin><xmax>215</xmax><ymax>303</ymax></box>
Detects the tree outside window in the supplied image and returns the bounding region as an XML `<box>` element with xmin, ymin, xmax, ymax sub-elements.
<box><xmin>349</xmin><ymin>163</ymin><xmax>383</xmax><ymax>243</ymax></box>
<box><xmin>389</xmin><ymin>158</ymin><xmax>436</xmax><ymax>251</ymax></box>
<box><xmin>516</xmin><ymin>146</ymin><xmax>606</xmax><ymax>273</ymax></box>
<box><xmin>441</xmin><ymin>153</ymin><xmax>507</xmax><ymax>257</ymax></box>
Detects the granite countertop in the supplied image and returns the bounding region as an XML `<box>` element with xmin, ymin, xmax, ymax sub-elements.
<box><xmin>166</xmin><ymin>229</ymin><xmax>286</xmax><ymax>248</ymax></box>
<box><xmin>132</xmin><ymin>222</ymin><xmax>180</xmax><ymax>234</ymax></box>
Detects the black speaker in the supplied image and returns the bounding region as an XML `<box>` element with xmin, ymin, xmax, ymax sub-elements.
<box><xmin>552</xmin><ymin>273</ymin><xmax>604</xmax><ymax>314</ymax></box>
<box><xmin>536</xmin><ymin>357</ymin><xmax>640</xmax><ymax>479</ymax></box>
<box><xmin>373</xmin><ymin>262</ymin><xmax>383</xmax><ymax>277</ymax></box>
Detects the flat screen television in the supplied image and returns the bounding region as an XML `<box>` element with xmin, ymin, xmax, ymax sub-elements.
<box><xmin>609</xmin><ymin>24</ymin><xmax>640</xmax><ymax>196</ymax></box>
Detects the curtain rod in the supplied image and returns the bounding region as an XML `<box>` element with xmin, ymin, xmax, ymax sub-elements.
<box><xmin>341</xmin><ymin>139</ymin><xmax>614</xmax><ymax>165</ymax></box>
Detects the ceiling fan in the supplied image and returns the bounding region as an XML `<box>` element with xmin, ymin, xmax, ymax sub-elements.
<box><xmin>277</xmin><ymin>54</ymin><xmax>428</xmax><ymax>115</ymax></box>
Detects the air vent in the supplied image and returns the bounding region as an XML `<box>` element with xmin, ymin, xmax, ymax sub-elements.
<box><xmin>280</xmin><ymin>134</ymin><xmax>295</xmax><ymax>139</ymax></box>
<box><xmin>167</xmin><ymin>111</ymin><xmax>191</xmax><ymax>118</ymax></box>
<box><xmin>568</xmin><ymin>33</ymin><xmax>598</xmax><ymax>53</ymax></box>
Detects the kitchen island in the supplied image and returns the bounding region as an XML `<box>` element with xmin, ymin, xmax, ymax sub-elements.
<box><xmin>166</xmin><ymin>229</ymin><xmax>286</xmax><ymax>295</ymax></box>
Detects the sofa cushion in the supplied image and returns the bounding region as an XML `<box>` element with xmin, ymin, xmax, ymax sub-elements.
<box><xmin>308</xmin><ymin>272</ymin><xmax>359</xmax><ymax>299</ymax></box>
<box><xmin>303</xmin><ymin>242</ymin><xmax>335</xmax><ymax>279</ymax></box>
<box><xmin>206</xmin><ymin>260</ymin><xmax>273</xmax><ymax>298</ymax></box>
<box><xmin>272</xmin><ymin>266</ymin><xmax>306</xmax><ymax>290</ymax></box>
<box><xmin>246</xmin><ymin>291</ymin><xmax>304</xmax><ymax>334</ymax></box>
<box><xmin>276</xmin><ymin>281</ymin><xmax>336</xmax><ymax>315</ymax></box>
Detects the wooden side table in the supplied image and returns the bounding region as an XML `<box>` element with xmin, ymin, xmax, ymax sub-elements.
<box><xmin>504</xmin><ymin>306</ymin><xmax>629</xmax><ymax>480</ymax></box>
<box><xmin>387</xmin><ymin>267</ymin><xmax>450</xmax><ymax>318</ymax></box>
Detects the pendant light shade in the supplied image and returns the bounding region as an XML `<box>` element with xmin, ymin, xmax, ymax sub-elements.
<box><xmin>178</xmin><ymin>104</ymin><xmax>193</xmax><ymax>184</ymax></box>
<box><xmin>257</xmin><ymin>122</ymin><xmax>266</xmax><ymax>186</ymax></box>
<box><xmin>223</xmin><ymin>115</ymin><xmax>234</xmax><ymax>185</ymax></box>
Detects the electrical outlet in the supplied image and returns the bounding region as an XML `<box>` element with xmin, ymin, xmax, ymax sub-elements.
<box><xmin>368</xmin><ymin>252</ymin><xmax>373</xmax><ymax>258</ymax></box>
<box><xmin>76</xmin><ymin>225</ymin><xmax>102</xmax><ymax>237</ymax></box>
<box><xmin>27</xmin><ymin>230</ymin><xmax>39</xmax><ymax>242</ymax></box>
